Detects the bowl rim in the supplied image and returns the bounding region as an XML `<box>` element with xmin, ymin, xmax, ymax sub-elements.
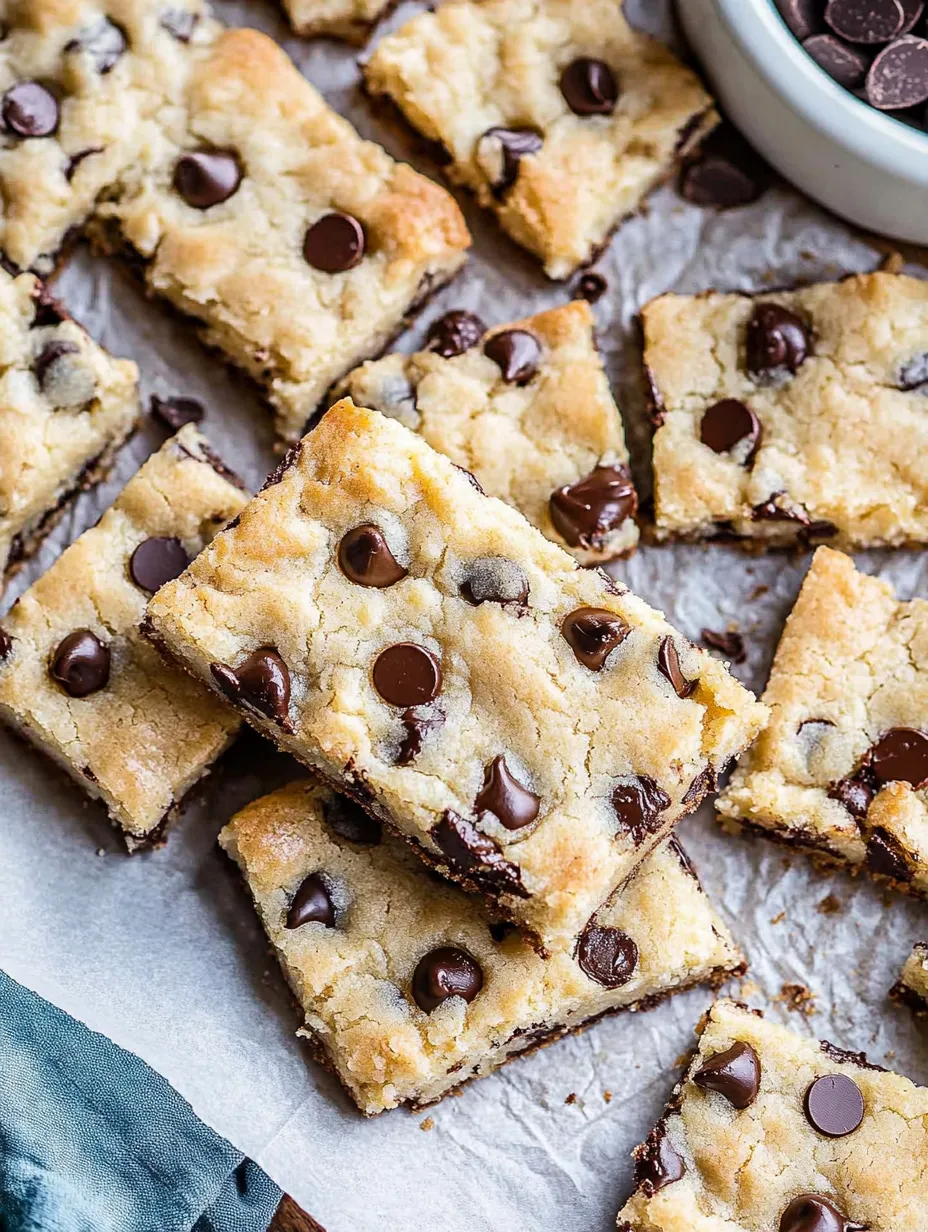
<box><xmin>719</xmin><ymin>0</ymin><xmax>928</xmax><ymax>167</ymax></box>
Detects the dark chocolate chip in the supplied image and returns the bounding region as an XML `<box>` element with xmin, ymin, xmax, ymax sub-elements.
<box><xmin>682</xmin><ymin>766</ymin><xmax>716</xmax><ymax>808</ymax></box>
<box><xmin>576</xmin><ymin>924</ymin><xmax>638</xmax><ymax>987</ymax></box>
<box><xmin>803</xmin><ymin>33</ymin><xmax>872</xmax><ymax>87</ymax></box>
<box><xmin>128</xmin><ymin>536</ymin><xmax>190</xmax><ymax>594</ymax></box>
<box><xmin>612</xmin><ymin>775</ymin><xmax>671</xmax><ymax>843</ymax></box>
<box><xmin>657</xmin><ymin>637</ymin><xmax>696</xmax><ymax>699</ymax></box>
<box><xmin>286</xmin><ymin>872</ymin><xmax>335</xmax><ymax>929</ymax></box>
<box><xmin>752</xmin><ymin>493</ymin><xmax>812</xmax><ymax>525</ymax></box>
<box><xmin>477</xmin><ymin>126</ymin><xmax>543</xmax><ymax>194</ymax></box>
<box><xmin>826</xmin><ymin>0</ymin><xmax>905</xmax><ymax>43</ymax></box>
<box><xmin>460</xmin><ymin>556</ymin><xmax>529</xmax><ymax>607</ymax></box>
<box><xmin>322</xmin><ymin>794</ymin><xmax>382</xmax><ymax>845</ymax></box>
<box><xmin>397</xmin><ymin>705</ymin><xmax>444</xmax><ymax>766</ymax></box>
<box><xmin>432</xmin><ymin>810</ymin><xmax>528</xmax><ymax>897</ymax></box>
<box><xmin>337</xmin><ymin>524</ymin><xmax>407</xmax><ymax>588</ymax></box>
<box><xmin>412</xmin><ymin>947</ymin><xmax>483</xmax><ymax>1012</ymax></box>
<box><xmin>559</xmin><ymin>58</ymin><xmax>618</xmax><ymax>115</ymax></box>
<box><xmin>426</xmin><ymin>310</ymin><xmax>486</xmax><ymax>357</ymax></box>
<box><xmin>549</xmin><ymin>464</ymin><xmax>638</xmax><ymax>550</ymax></box>
<box><xmin>746</xmin><ymin>303</ymin><xmax>811</xmax><ymax>375</ymax></box>
<box><xmin>303</xmin><ymin>213</ymin><xmax>365</xmax><ymax>272</ymax></box>
<box><xmin>804</xmin><ymin>520</ymin><xmax>840</xmax><ymax>541</ymax></box>
<box><xmin>869</xmin><ymin>727</ymin><xmax>928</xmax><ymax>787</ymax></box>
<box><xmin>866</xmin><ymin>34</ymin><xmax>928</xmax><ymax>108</ymax></box>
<box><xmin>633</xmin><ymin>1121</ymin><xmax>685</xmax><ymax>1196</ymax></box>
<box><xmin>65</xmin><ymin>147</ymin><xmax>103</xmax><ymax>182</ymax></box>
<box><xmin>804</xmin><ymin>1073</ymin><xmax>865</xmax><ymax>1137</ymax></box>
<box><xmin>372</xmin><ymin>643</ymin><xmax>441</xmax><ymax>708</ymax></box>
<box><xmin>701</xmin><ymin>628</ymin><xmax>747</xmax><ymax>663</ymax></box>
<box><xmin>679</xmin><ymin>124</ymin><xmax>769</xmax><ymax>210</ymax></box>
<box><xmin>31</xmin><ymin>287</ymin><xmax>67</xmax><ymax>327</ymax></box>
<box><xmin>150</xmin><ymin>394</ymin><xmax>205</xmax><ymax>429</ymax></box>
<box><xmin>828</xmin><ymin>775</ymin><xmax>874</xmax><ymax>819</ymax></box>
<box><xmin>161</xmin><ymin>7</ymin><xmax>198</xmax><ymax>40</ymax></box>
<box><xmin>488</xmin><ymin>921</ymin><xmax>514</xmax><ymax>943</ymax></box>
<box><xmin>778</xmin><ymin>1193</ymin><xmax>867</xmax><ymax>1232</ymax></box>
<box><xmin>210</xmin><ymin>648</ymin><xmax>291</xmax><ymax>726</ymax></box>
<box><xmin>475</xmin><ymin>755</ymin><xmax>540</xmax><ymax>831</ymax></box>
<box><xmin>900</xmin><ymin>0</ymin><xmax>926</xmax><ymax>33</ymax></box>
<box><xmin>774</xmin><ymin>0</ymin><xmax>826</xmax><ymax>39</ymax></box>
<box><xmin>483</xmin><ymin>329</ymin><xmax>541</xmax><ymax>384</ymax></box>
<box><xmin>174</xmin><ymin>149</ymin><xmax>243</xmax><ymax>209</ymax></box>
<box><xmin>2</xmin><ymin>83</ymin><xmax>59</xmax><ymax>138</ymax></box>
<box><xmin>693</xmin><ymin>1042</ymin><xmax>761</xmax><ymax>1109</ymax></box>
<box><xmin>866</xmin><ymin>826</ymin><xmax>913</xmax><ymax>882</ymax></box>
<box><xmin>66</xmin><ymin>18</ymin><xmax>127</xmax><ymax>73</ymax></box>
<box><xmin>50</xmin><ymin>629</ymin><xmax>110</xmax><ymax>698</ymax></box>
<box><xmin>899</xmin><ymin>352</ymin><xmax>928</xmax><ymax>390</ymax></box>
<box><xmin>561</xmin><ymin>607</ymin><xmax>630</xmax><ymax>671</ymax></box>
<box><xmin>572</xmin><ymin>271</ymin><xmax>608</xmax><ymax>303</ymax></box>
<box><xmin>0</xmin><ymin>628</ymin><xmax>11</xmax><ymax>660</ymax></box>
<box><xmin>700</xmin><ymin>399</ymin><xmax>762</xmax><ymax>461</ymax></box>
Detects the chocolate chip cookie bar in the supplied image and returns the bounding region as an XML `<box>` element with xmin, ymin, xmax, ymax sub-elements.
<box><xmin>0</xmin><ymin>0</ymin><xmax>215</xmax><ymax>274</ymax></box>
<box><xmin>282</xmin><ymin>0</ymin><xmax>395</xmax><ymax>43</ymax></box>
<box><xmin>335</xmin><ymin>301</ymin><xmax>638</xmax><ymax>564</ymax></box>
<box><xmin>0</xmin><ymin>426</ymin><xmax>246</xmax><ymax>849</ymax></box>
<box><xmin>92</xmin><ymin>26</ymin><xmax>470</xmax><ymax>441</ymax></box>
<box><xmin>0</xmin><ymin>268</ymin><xmax>139</xmax><ymax>580</ymax></box>
<box><xmin>645</xmin><ymin>271</ymin><xmax>928</xmax><ymax>548</ymax></box>
<box><xmin>220</xmin><ymin>781</ymin><xmax>744</xmax><ymax>1115</ymax></box>
<box><xmin>364</xmin><ymin>0</ymin><xmax>716</xmax><ymax>279</ymax></box>
<box><xmin>616</xmin><ymin>998</ymin><xmax>928</xmax><ymax>1231</ymax></box>
<box><xmin>891</xmin><ymin>943</ymin><xmax>928</xmax><ymax>1016</ymax></box>
<box><xmin>717</xmin><ymin>547</ymin><xmax>928</xmax><ymax>896</ymax></box>
<box><xmin>145</xmin><ymin>399</ymin><xmax>766</xmax><ymax>946</ymax></box>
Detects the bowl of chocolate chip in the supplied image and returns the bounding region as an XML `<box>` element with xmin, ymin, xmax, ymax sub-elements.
<box><xmin>677</xmin><ymin>0</ymin><xmax>928</xmax><ymax>244</ymax></box>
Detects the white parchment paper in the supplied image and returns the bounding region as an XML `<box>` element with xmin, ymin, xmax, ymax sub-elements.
<box><xmin>1</xmin><ymin>4</ymin><xmax>927</xmax><ymax>1229</ymax></box>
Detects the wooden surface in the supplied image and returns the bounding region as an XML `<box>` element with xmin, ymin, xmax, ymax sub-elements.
<box><xmin>269</xmin><ymin>1194</ymin><xmax>327</xmax><ymax>1232</ymax></box>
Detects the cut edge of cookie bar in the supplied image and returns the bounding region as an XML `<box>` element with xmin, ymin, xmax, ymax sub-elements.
<box><xmin>219</xmin><ymin>780</ymin><xmax>745</xmax><ymax>1115</ymax></box>
<box><xmin>616</xmin><ymin>997</ymin><xmax>928</xmax><ymax>1231</ymax></box>
<box><xmin>890</xmin><ymin>943</ymin><xmax>928</xmax><ymax>1017</ymax></box>
<box><xmin>0</xmin><ymin>425</ymin><xmax>247</xmax><ymax>850</ymax></box>
<box><xmin>333</xmin><ymin>299</ymin><xmax>640</xmax><ymax>564</ymax></box>
<box><xmin>717</xmin><ymin>546</ymin><xmax>928</xmax><ymax>899</ymax></box>
<box><xmin>283</xmin><ymin>0</ymin><xmax>400</xmax><ymax>43</ymax></box>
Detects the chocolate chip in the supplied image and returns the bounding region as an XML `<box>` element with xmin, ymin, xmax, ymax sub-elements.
<box><xmin>682</xmin><ymin>766</ymin><xmax>716</xmax><ymax>808</ymax></box>
<box><xmin>561</xmin><ymin>607</ymin><xmax>630</xmax><ymax>671</ymax></box>
<box><xmin>475</xmin><ymin>755</ymin><xmax>540</xmax><ymax>831</ymax></box>
<box><xmin>572</xmin><ymin>271</ymin><xmax>608</xmax><ymax>303</ymax></box>
<box><xmin>412</xmin><ymin>947</ymin><xmax>483</xmax><ymax>1012</ymax></box>
<box><xmin>657</xmin><ymin>638</ymin><xmax>696</xmax><ymax>699</ymax></box>
<box><xmin>549</xmin><ymin>464</ymin><xmax>637</xmax><ymax>551</ymax></box>
<box><xmin>633</xmin><ymin>1121</ymin><xmax>685</xmax><ymax>1196</ymax></box>
<box><xmin>174</xmin><ymin>149</ymin><xmax>243</xmax><ymax>209</ymax></box>
<box><xmin>338</xmin><ymin>524</ymin><xmax>407</xmax><ymax>589</ymax></box>
<box><xmin>576</xmin><ymin>924</ymin><xmax>638</xmax><ymax>987</ymax></box>
<box><xmin>303</xmin><ymin>213</ymin><xmax>365</xmax><ymax>272</ymax></box>
<box><xmin>693</xmin><ymin>1042</ymin><xmax>761</xmax><ymax>1109</ymax></box>
<box><xmin>752</xmin><ymin>493</ymin><xmax>812</xmax><ymax>525</ymax></box>
<box><xmin>34</xmin><ymin>341</ymin><xmax>96</xmax><ymax>409</ymax></box>
<box><xmin>828</xmin><ymin>775</ymin><xmax>874</xmax><ymax>819</ymax></box>
<box><xmin>2</xmin><ymin>83</ymin><xmax>59</xmax><ymax>138</ymax></box>
<box><xmin>66</xmin><ymin>18</ymin><xmax>127</xmax><ymax>73</ymax></box>
<box><xmin>612</xmin><ymin>775</ymin><xmax>671</xmax><ymax>843</ymax></box>
<box><xmin>322</xmin><ymin>794</ymin><xmax>382</xmax><ymax>845</ymax></box>
<box><xmin>866</xmin><ymin>826</ymin><xmax>913</xmax><ymax>881</ymax></box>
<box><xmin>432</xmin><ymin>811</ymin><xmax>528</xmax><ymax>897</ymax></box>
<box><xmin>150</xmin><ymin>394</ymin><xmax>205</xmax><ymax>429</ymax></box>
<box><xmin>476</xmin><ymin>127</ymin><xmax>543</xmax><ymax>194</ymax></box>
<box><xmin>869</xmin><ymin>727</ymin><xmax>928</xmax><ymax>787</ymax></box>
<box><xmin>286</xmin><ymin>872</ymin><xmax>335</xmax><ymax>929</ymax></box>
<box><xmin>900</xmin><ymin>0</ymin><xmax>926</xmax><ymax>32</ymax></box>
<box><xmin>774</xmin><ymin>0</ymin><xmax>826</xmax><ymax>39</ymax></box>
<box><xmin>128</xmin><ymin>537</ymin><xmax>190</xmax><ymax>593</ymax></box>
<box><xmin>397</xmin><ymin>706</ymin><xmax>444</xmax><ymax>766</ymax></box>
<box><xmin>483</xmin><ymin>329</ymin><xmax>541</xmax><ymax>385</ymax></box>
<box><xmin>866</xmin><ymin>34</ymin><xmax>928</xmax><ymax>107</ymax></box>
<box><xmin>899</xmin><ymin>352</ymin><xmax>928</xmax><ymax>390</ymax></box>
<box><xmin>31</xmin><ymin>288</ymin><xmax>67</xmax><ymax>327</ymax></box>
<box><xmin>700</xmin><ymin>399</ymin><xmax>762</xmax><ymax>462</ymax></box>
<box><xmin>779</xmin><ymin>1194</ymin><xmax>866</xmax><ymax>1232</ymax></box>
<box><xmin>427</xmin><ymin>310</ymin><xmax>486</xmax><ymax>357</ymax></box>
<box><xmin>161</xmin><ymin>7</ymin><xmax>198</xmax><ymax>40</ymax></box>
<box><xmin>679</xmin><ymin>124</ymin><xmax>769</xmax><ymax>210</ymax></box>
<box><xmin>50</xmin><ymin>630</ymin><xmax>110</xmax><ymax>697</ymax></box>
<box><xmin>803</xmin><ymin>33</ymin><xmax>872</xmax><ymax>86</ymax></box>
<box><xmin>804</xmin><ymin>1073</ymin><xmax>865</xmax><ymax>1137</ymax></box>
<box><xmin>373</xmin><ymin>643</ymin><xmax>441</xmax><ymax>707</ymax></box>
<box><xmin>701</xmin><ymin>628</ymin><xmax>747</xmax><ymax>663</ymax></box>
<box><xmin>746</xmin><ymin>303</ymin><xmax>811</xmax><ymax>376</ymax></box>
<box><xmin>826</xmin><ymin>0</ymin><xmax>905</xmax><ymax>43</ymax></box>
<box><xmin>559</xmin><ymin>58</ymin><xmax>619</xmax><ymax>115</ymax></box>
<box><xmin>210</xmin><ymin>648</ymin><xmax>291</xmax><ymax>726</ymax></box>
<box><xmin>460</xmin><ymin>557</ymin><xmax>529</xmax><ymax>607</ymax></box>
<box><xmin>0</xmin><ymin>629</ymin><xmax>12</xmax><ymax>660</ymax></box>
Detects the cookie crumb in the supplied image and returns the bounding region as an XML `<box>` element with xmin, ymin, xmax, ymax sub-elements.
<box><xmin>770</xmin><ymin>910</ymin><xmax>786</xmax><ymax>925</ymax></box>
<box><xmin>777</xmin><ymin>983</ymin><xmax>816</xmax><ymax>1015</ymax></box>
<box><xmin>565</xmin><ymin>1092</ymin><xmax>577</xmax><ymax>1105</ymax></box>
<box><xmin>749</xmin><ymin>584</ymin><xmax>769</xmax><ymax>600</ymax></box>
<box><xmin>603</xmin><ymin>1090</ymin><xmax>612</xmax><ymax>1103</ymax></box>
<box><xmin>419</xmin><ymin>1116</ymin><xmax>434</xmax><ymax>1131</ymax></box>
<box><xmin>96</xmin><ymin>847</ymin><xmax>106</xmax><ymax>857</ymax></box>
<box><xmin>817</xmin><ymin>893</ymin><xmax>841</xmax><ymax>915</ymax></box>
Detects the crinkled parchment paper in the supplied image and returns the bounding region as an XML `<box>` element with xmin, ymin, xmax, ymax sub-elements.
<box><xmin>1</xmin><ymin>3</ymin><xmax>927</xmax><ymax>1229</ymax></box>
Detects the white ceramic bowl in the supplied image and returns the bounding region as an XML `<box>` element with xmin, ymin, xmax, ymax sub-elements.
<box><xmin>677</xmin><ymin>0</ymin><xmax>928</xmax><ymax>244</ymax></box>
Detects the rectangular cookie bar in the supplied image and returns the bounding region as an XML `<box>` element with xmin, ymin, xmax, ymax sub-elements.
<box><xmin>145</xmin><ymin>399</ymin><xmax>766</xmax><ymax>946</ymax></box>
<box><xmin>890</xmin><ymin>943</ymin><xmax>928</xmax><ymax>1016</ymax></box>
<box><xmin>717</xmin><ymin>547</ymin><xmax>928</xmax><ymax>896</ymax></box>
<box><xmin>616</xmin><ymin>998</ymin><xmax>928</xmax><ymax>1231</ymax></box>
<box><xmin>364</xmin><ymin>0</ymin><xmax>716</xmax><ymax>279</ymax></box>
<box><xmin>644</xmin><ymin>271</ymin><xmax>928</xmax><ymax>548</ymax></box>
<box><xmin>0</xmin><ymin>268</ymin><xmax>139</xmax><ymax>580</ymax></box>
<box><xmin>282</xmin><ymin>0</ymin><xmax>396</xmax><ymax>42</ymax></box>
<box><xmin>335</xmin><ymin>301</ymin><xmax>639</xmax><ymax>564</ymax></box>
<box><xmin>0</xmin><ymin>426</ymin><xmax>247</xmax><ymax>849</ymax></box>
<box><xmin>220</xmin><ymin>780</ymin><xmax>744</xmax><ymax>1115</ymax></box>
<box><xmin>93</xmin><ymin>26</ymin><xmax>470</xmax><ymax>441</ymax></box>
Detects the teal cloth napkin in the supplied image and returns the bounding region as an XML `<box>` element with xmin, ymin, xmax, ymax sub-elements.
<box><xmin>0</xmin><ymin>970</ymin><xmax>282</xmax><ymax>1232</ymax></box>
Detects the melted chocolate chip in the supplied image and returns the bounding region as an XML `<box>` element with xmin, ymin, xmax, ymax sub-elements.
<box><xmin>866</xmin><ymin>826</ymin><xmax>913</xmax><ymax>882</ymax></box>
<box><xmin>752</xmin><ymin>493</ymin><xmax>812</xmax><ymax>525</ymax></box>
<box><xmin>2</xmin><ymin>83</ymin><xmax>59</xmax><ymax>138</ymax></box>
<box><xmin>693</xmin><ymin>1042</ymin><xmax>761</xmax><ymax>1109</ymax></box>
<box><xmin>828</xmin><ymin>775</ymin><xmax>874</xmax><ymax>819</ymax></box>
<box><xmin>476</xmin><ymin>127</ymin><xmax>543</xmax><ymax>194</ymax></box>
<box><xmin>633</xmin><ymin>1121</ymin><xmax>685</xmax><ymax>1196</ymax></box>
<box><xmin>804</xmin><ymin>1073</ymin><xmax>865</xmax><ymax>1137</ymax></box>
<box><xmin>550</xmin><ymin>464</ymin><xmax>637</xmax><ymax>550</ymax></box>
<box><xmin>803</xmin><ymin>33</ymin><xmax>872</xmax><ymax>87</ymax></box>
<box><xmin>66</xmin><ymin>18</ymin><xmax>127</xmax><ymax>73</ymax></box>
<box><xmin>31</xmin><ymin>288</ymin><xmax>67</xmax><ymax>327</ymax></box>
<box><xmin>559</xmin><ymin>58</ymin><xmax>618</xmax><ymax>115</ymax></box>
<box><xmin>826</xmin><ymin>0</ymin><xmax>905</xmax><ymax>43</ymax></box>
<box><xmin>161</xmin><ymin>7</ymin><xmax>198</xmax><ymax>40</ymax></box>
<box><xmin>483</xmin><ymin>329</ymin><xmax>541</xmax><ymax>385</ymax></box>
<box><xmin>612</xmin><ymin>776</ymin><xmax>671</xmax><ymax>844</ymax></box>
<box><xmin>432</xmin><ymin>811</ymin><xmax>528</xmax><ymax>897</ymax></box>
<box><xmin>899</xmin><ymin>352</ymin><xmax>928</xmax><ymax>391</ymax></box>
<box><xmin>427</xmin><ymin>310</ymin><xmax>486</xmax><ymax>357</ymax></box>
<box><xmin>682</xmin><ymin>766</ymin><xmax>716</xmax><ymax>808</ymax></box>
<box><xmin>868</xmin><ymin>727</ymin><xmax>928</xmax><ymax>787</ymax></box>
<box><xmin>303</xmin><ymin>213</ymin><xmax>365</xmax><ymax>272</ymax></box>
<box><xmin>150</xmin><ymin>394</ymin><xmax>205</xmax><ymax>429</ymax></box>
<box><xmin>397</xmin><ymin>706</ymin><xmax>444</xmax><ymax>766</ymax></box>
<box><xmin>657</xmin><ymin>638</ymin><xmax>696</xmax><ymax>699</ymax></box>
<box><xmin>573</xmin><ymin>271</ymin><xmax>607</xmax><ymax>303</ymax></box>
<box><xmin>702</xmin><ymin>628</ymin><xmax>747</xmax><ymax>663</ymax></box>
<box><xmin>561</xmin><ymin>607</ymin><xmax>630</xmax><ymax>671</ymax></box>
<box><xmin>0</xmin><ymin>628</ymin><xmax>12</xmax><ymax>660</ymax></box>
<box><xmin>576</xmin><ymin>924</ymin><xmax>638</xmax><ymax>987</ymax></box>
<box><xmin>322</xmin><ymin>794</ymin><xmax>382</xmax><ymax>845</ymax></box>
<box><xmin>50</xmin><ymin>629</ymin><xmax>110</xmax><ymax>697</ymax></box>
<box><xmin>700</xmin><ymin>399</ymin><xmax>762</xmax><ymax>461</ymax></box>
<box><xmin>866</xmin><ymin>34</ymin><xmax>928</xmax><ymax>108</ymax></box>
<box><xmin>210</xmin><ymin>648</ymin><xmax>291</xmax><ymax>726</ymax></box>
<box><xmin>338</xmin><ymin>524</ymin><xmax>407</xmax><ymax>588</ymax></box>
<box><xmin>460</xmin><ymin>556</ymin><xmax>529</xmax><ymax>607</ymax></box>
<box><xmin>746</xmin><ymin>303</ymin><xmax>811</xmax><ymax>376</ymax></box>
<box><xmin>128</xmin><ymin>536</ymin><xmax>190</xmax><ymax>594</ymax></box>
<box><xmin>778</xmin><ymin>1193</ymin><xmax>866</xmax><ymax>1232</ymax></box>
<box><xmin>475</xmin><ymin>755</ymin><xmax>540</xmax><ymax>831</ymax></box>
<box><xmin>372</xmin><ymin>643</ymin><xmax>441</xmax><ymax>707</ymax></box>
<box><xmin>65</xmin><ymin>147</ymin><xmax>102</xmax><ymax>182</ymax></box>
<box><xmin>174</xmin><ymin>149</ymin><xmax>242</xmax><ymax>209</ymax></box>
<box><xmin>286</xmin><ymin>872</ymin><xmax>335</xmax><ymax>929</ymax></box>
<box><xmin>412</xmin><ymin>947</ymin><xmax>483</xmax><ymax>1012</ymax></box>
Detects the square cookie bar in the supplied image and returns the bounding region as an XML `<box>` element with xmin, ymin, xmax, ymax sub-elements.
<box><xmin>282</xmin><ymin>0</ymin><xmax>396</xmax><ymax>42</ymax></box>
<box><xmin>145</xmin><ymin>399</ymin><xmax>766</xmax><ymax>946</ymax></box>
<box><xmin>220</xmin><ymin>781</ymin><xmax>744</xmax><ymax>1115</ymax></box>
<box><xmin>94</xmin><ymin>26</ymin><xmax>470</xmax><ymax>441</ymax></box>
<box><xmin>0</xmin><ymin>0</ymin><xmax>216</xmax><ymax>274</ymax></box>
<box><xmin>616</xmin><ymin>999</ymin><xmax>928</xmax><ymax>1231</ymax></box>
<box><xmin>891</xmin><ymin>943</ymin><xmax>928</xmax><ymax>1016</ymax></box>
<box><xmin>718</xmin><ymin>548</ymin><xmax>928</xmax><ymax>895</ymax></box>
<box><xmin>364</xmin><ymin>0</ymin><xmax>715</xmax><ymax>278</ymax></box>
<box><xmin>0</xmin><ymin>426</ymin><xmax>247</xmax><ymax>849</ymax></box>
<box><xmin>644</xmin><ymin>271</ymin><xmax>928</xmax><ymax>548</ymax></box>
<box><xmin>335</xmin><ymin>301</ymin><xmax>639</xmax><ymax>564</ymax></box>
<box><xmin>0</xmin><ymin>268</ymin><xmax>139</xmax><ymax>580</ymax></box>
